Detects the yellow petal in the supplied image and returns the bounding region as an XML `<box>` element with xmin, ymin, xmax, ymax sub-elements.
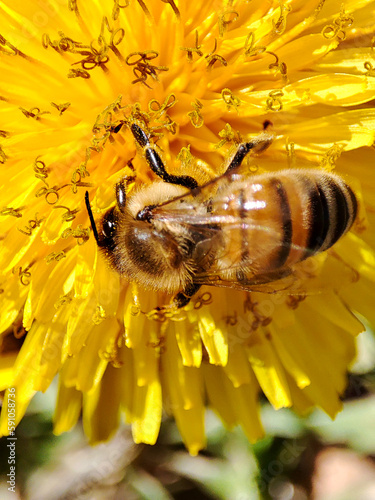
<box><xmin>53</xmin><ymin>381</ymin><xmax>82</xmax><ymax>435</ymax></box>
<box><xmin>83</xmin><ymin>363</ymin><xmax>123</xmax><ymax>443</ymax></box>
<box><xmin>173</xmin><ymin>318</ymin><xmax>202</xmax><ymax>368</ymax></box>
<box><xmin>0</xmin><ymin>353</ymin><xmax>17</xmax><ymax>390</ymax></box>
<box><xmin>132</xmin><ymin>378</ymin><xmax>162</xmax><ymax>446</ymax></box>
<box><xmin>247</xmin><ymin>330</ymin><xmax>292</xmax><ymax>409</ymax></box>
<box><xmin>198</xmin><ymin>310</ymin><xmax>228</xmax><ymax>366</ymax></box>
<box><xmin>161</xmin><ymin>326</ymin><xmax>206</xmax><ymax>455</ymax></box>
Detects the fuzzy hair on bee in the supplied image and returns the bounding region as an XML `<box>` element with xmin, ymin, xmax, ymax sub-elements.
<box><xmin>85</xmin><ymin>123</ymin><xmax>358</xmax><ymax>308</ymax></box>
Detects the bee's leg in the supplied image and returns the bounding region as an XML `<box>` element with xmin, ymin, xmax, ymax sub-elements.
<box><xmin>130</xmin><ymin>123</ymin><xmax>198</xmax><ymax>189</ymax></box>
<box><xmin>226</xmin><ymin>131</ymin><xmax>273</xmax><ymax>172</ymax></box>
<box><xmin>173</xmin><ymin>283</ymin><xmax>202</xmax><ymax>308</ymax></box>
<box><xmin>115</xmin><ymin>176</ymin><xmax>136</xmax><ymax>213</ymax></box>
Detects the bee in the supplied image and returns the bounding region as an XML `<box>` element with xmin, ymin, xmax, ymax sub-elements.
<box><xmin>85</xmin><ymin>123</ymin><xmax>357</xmax><ymax>308</ymax></box>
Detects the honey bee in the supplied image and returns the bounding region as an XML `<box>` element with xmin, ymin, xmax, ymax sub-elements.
<box><xmin>85</xmin><ymin>123</ymin><xmax>357</xmax><ymax>308</ymax></box>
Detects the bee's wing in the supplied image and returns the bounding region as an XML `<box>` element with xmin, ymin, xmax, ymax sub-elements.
<box><xmin>189</xmin><ymin>254</ymin><xmax>356</xmax><ymax>295</ymax></box>
<box><xmin>151</xmin><ymin>175</ymin><xmax>300</xmax><ymax>292</ymax></box>
<box><xmin>152</xmin><ymin>173</ymin><xmax>357</xmax><ymax>295</ymax></box>
<box><xmin>187</xmin><ymin>233</ymin><xmax>359</xmax><ymax>296</ymax></box>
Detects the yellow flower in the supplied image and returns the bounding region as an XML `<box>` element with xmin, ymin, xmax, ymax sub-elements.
<box><xmin>0</xmin><ymin>0</ymin><xmax>374</xmax><ymax>455</ymax></box>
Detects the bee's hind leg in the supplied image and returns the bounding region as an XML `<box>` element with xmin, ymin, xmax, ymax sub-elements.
<box><xmin>130</xmin><ymin>123</ymin><xmax>198</xmax><ymax>189</ymax></box>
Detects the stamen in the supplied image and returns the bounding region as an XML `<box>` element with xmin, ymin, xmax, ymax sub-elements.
<box><xmin>54</xmin><ymin>290</ymin><xmax>74</xmax><ymax>310</ymax></box>
<box><xmin>13</xmin><ymin>266</ymin><xmax>31</xmax><ymax>286</ymax></box>
<box><xmin>126</xmin><ymin>51</ymin><xmax>169</xmax><ymax>87</ymax></box>
<box><xmin>0</xmin><ymin>34</ymin><xmax>21</xmax><ymax>57</ymax></box>
<box><xmin>188</xmin><ymin>99</ymin><xmax>204</xmax><ymax>128</ymax></box>
<box><xmin>193</xmin><ymin>292</ymin><xmax>213</xmax><ymax>309</ymax></box>
<box><xmin>148</xmin><ymin>94</ymin><xmax>177</xmax><ymax>118</ymax></box>
<box><xmin>1</xmin><ymin>207</ymin><xmax>24</xmax><ymax>218</ymax></box>
<box><xmin>42</xmin><ymin>34</ymin><xmax>53</xmax><ymax>50</ymax></box>
<box><xmin>61</xmin><ymin>225</ymin><xmax>90</xmax><ymax>245</ymax></box>
<box><xmin>33</xmin><ymin>157</ymin><xmax>49</xmax><ymax>181</ymax></box>
<box><xmin>321</xmin><ymin>7</ymin><xmax>353</xmax><ymax>41</ymax></box>
<box><xmin>136</xmin><ymin>0</ymin><xmax>153</xmax><ymax>22</ymax></box>
<box><xmin>243</xmin><ymin>295</ymin><xmax>272</xmax><ymax>332</ymax></box>
<box><xmin>364</xmin><ymin>61</ymin><xmax>375</xmax><ymax>77</ymax></box>
<box><xmin>71</xmin><ymin>164</ymin><xmax>91</xmax><ymax>194</ymax></box>
<box><xmin>46</xmin><ymin>251</ymin><xmax>67</xmax><ymax>264</ymax></box>
<box><xmin>17</xmin><ymin>214</ymin><xmax>44</xmax><ymax>236</ymax></box>
<box><xmin>100</xmin><ymin>329</ymin><xmax>124</xmax><ymax>368</ymax></box>
<box><xmin>215</xmin><ymin>123</ymin><xmax>242</xmax><ymax>149</ymax></box>
<box><xmin>161</xmin><ymin>0</ymin><xmax>181</xmax><ymax>20</ymax></box>
<box><xmin>180</xmin><ymin>30</ymin><xmax>203</xmax><ymax>62</ymax></box>
<box><xmin>93</xmin><ymin>305</ymin><xmax>106</xmax><ymax>324</ymax></box>
<box><xmin>266</xmin><ymin>90</ymin><xmax>284</xmax><ymax>111</ymax></box>
<box><xmin>320</xmin><ymin>144</ymin><xmax>344</xmax><ymax>171</ymax></box>
<box><xmin>130</xmin><ymin>102</ymin><xmax>151</xmax><ymax>124</ymax></box>
<box><xmin>146</xmin><ymin>95</ymin><xmax>177</xmax><ymax>134</ymax></box>
<box><xmin>112</xmin><ymin>0</ymin><xmax>129</xmax><ymax>21</ymax></box>
<box><xmin>160</xmin><ymin>115</ymin><xmax>177</xmax><ymax>135</ymax></box>
<box><xmin>51</xmin><ymin>102</ymin><xmax>71</xmax><ymax>115</ymax></box>
<box><xmin>53</xmin><ymin>206</ymin><xmax>80</xmax><ymax>222</ymax></box>
<box><xmin>101</xmin><ymin>17</ymin><xmax>125</xmax><ymax>62</ymax></box>
<box><xmin>244</xmin><ymin>32</ymin><xmax>266</xmax><ymax>57</ymax></box>
<box><xmin>221</xmin><ymin>88</ymin><xmax>241</xmax><ymax>112</ymax></box>
<box><xmin>0</xmin><ymin>146</ymin><xmax>7</xmax><ymax>163</ymax></box>
<box><xmin>225</xmin><ymin>311</ymin><xmax>238</xmax><ymax>327</ymax></box>
<box><xmin>205</xmin><ymin>38</ymin><xmax>228</xmax><ymax>69</ymax></box>
<box><xmin>20</xmin><ymin>107</ymin><xmax>50</xmax><ymax>120</ymax></box>
<box><xmin>177</xmin><ymin>145</ymin><xmax>194</xmax><ymax>169</ymax></box>
<box><xmin>314</xmin><ymin>0</ymin><xmax>326</xmax><ymax>15</ymax></box>
<box><xmin>272</xmin><ymin>1</ymin><xmax>291</xmax><ymax>35</ymax></box>
<box><xmin>285</xmin><ymin>138</ymin><xmax>296</xmax><ymax>167</ymax></box>
<box><xmin>68</xmin><ymin>0</ymin><xmax>79</xmax><ymax>15</ymax></box>
<box><xmin>35</xmin><ymin>185</ymin><xmax>60</xmax><ymax>205</ymax></box>
<box><xmin>44</xmin><ymin>30</ymin><xmax>115</xmax><ymax>76</ymax></box>
<box><xmin>267</xmin><ymin>51</ymin><xmax>288</xmax><ymax>81</ymax></box>
<box><xmin>67</xmin><ymin>68</ymin><xmax>90</xmax><ymax>78</ymax></box>
<box><xmin>218</xmin><ymin>10</ymin><xmax>239</xmax><ymax>37</ymax></box>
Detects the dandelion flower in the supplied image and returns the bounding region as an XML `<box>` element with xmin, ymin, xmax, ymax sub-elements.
<box><xmin>0</xmin><ymin>0</ymin><xmax>375</xmax><ymax>455</ymax></box>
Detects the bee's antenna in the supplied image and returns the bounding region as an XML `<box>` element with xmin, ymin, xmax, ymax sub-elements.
<box><xmin>85</xmin><ymin>191</ymin><xmax>101</xmax><ymax>246</ymax></box>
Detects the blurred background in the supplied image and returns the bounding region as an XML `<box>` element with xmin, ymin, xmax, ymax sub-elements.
<box><xmin>1</xmin><ymin>324</ymin><xmax>375</xmax><ymax>500</ymax></box>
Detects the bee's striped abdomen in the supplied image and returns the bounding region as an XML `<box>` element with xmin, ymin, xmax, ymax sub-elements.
<box><xmin>303</xmin><ymin>171</ymin><xmax>357</xmax><ymax>256</ymax></box>
<box><xmin>216</xmin><ymin>169</ymin><xmax>358</xmax><ymax>278</ymax></box>
<box><xmin>268</xmin><ymin>176</ymin><xmax>293</xmax><ymax>268</ymax></box>
<box><xmin>269</xmin><ymin>170</ymin><xmax>358</xmax><ymax>268</ymax></box>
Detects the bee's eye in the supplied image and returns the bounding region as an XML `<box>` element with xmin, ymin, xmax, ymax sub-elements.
<box><xmin>102</xmin><ymin>207</ymin><xmax>117</xmax><ymax>240</ymax></box>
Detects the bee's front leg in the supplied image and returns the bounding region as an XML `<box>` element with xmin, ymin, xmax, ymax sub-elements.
<box><xmin>130</xmin><ymin>123</ymin><xmax>199</xmax><ymax>189</ymax></box>
<box><xmin>146</xmin><ymin>283</ymin><xmax>202</xmax><ymax>321</ymax></box>
<box><xmin>152</xmin><ymin>282</ymin><xmax>202</xmax><ymax>312</ymax></box>
<box><xmin>173</xmin><ymin>282</ymin><xmax>202</xmax><ymax>308</ymax></box>
<box><xmin>226</xmin><ymin>128</ymin><xmax>273</xmax><ymax>172</ymax></box>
